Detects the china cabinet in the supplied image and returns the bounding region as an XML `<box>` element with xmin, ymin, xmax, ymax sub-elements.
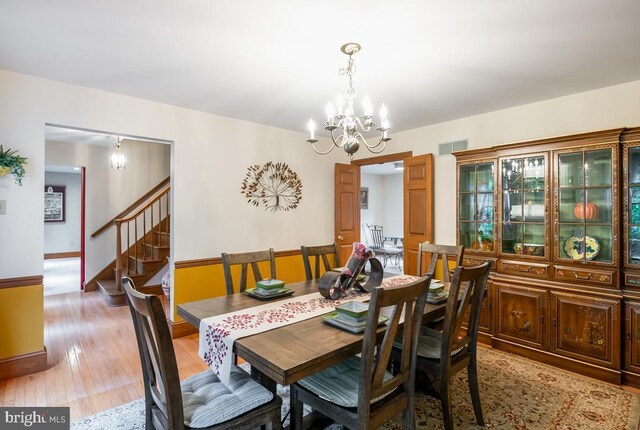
<box><xmin>455</xmin><ymin>127</ymin><xmax>640</xmax><ymax>385</ymax></box>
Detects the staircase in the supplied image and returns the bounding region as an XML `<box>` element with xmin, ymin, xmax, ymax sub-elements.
<box><xmin>96</xmin><ymin>183</ymin><xmax>170</xmax><ymax>306</ymax></box>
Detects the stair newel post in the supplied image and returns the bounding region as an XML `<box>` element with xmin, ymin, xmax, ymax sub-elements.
<box><xmin>115</xmin><ymin>220</ymin><xmax>123</xmax><ymax>292</ymax></box>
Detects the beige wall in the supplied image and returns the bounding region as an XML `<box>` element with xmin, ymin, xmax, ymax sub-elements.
<box><xmin>45</xmin><ymin>139</ymin><xmax>171</xmax><ymax>278</ymax></box>
<box><xmin>43</xmin><ymin>171</ymin><xmax>82</xmax><ymax>254</ymax></box>
<box><xmin>0</xmin><ymin>68</ymin><xmax>340</xmax><ymax>281</ymax></box>
<box><xmin>364</xmin><ymin>80</ymin><xmax>640</xmax><ymax>245</ymax></box>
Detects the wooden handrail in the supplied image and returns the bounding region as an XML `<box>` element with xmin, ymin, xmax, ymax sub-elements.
<box><xmin>115</xmin><ymin>185</ymin><xmax>170</xmax><ymax>291</ymax></box>
<box><xmin>115</xmin><ymin>184</ymin><xmax>169</xmax><ymax>224</ymax></box>
<box><xmin>91</xmin><ymin>177</ymin><xmax>170</xmax><ymax>238</ymax></box>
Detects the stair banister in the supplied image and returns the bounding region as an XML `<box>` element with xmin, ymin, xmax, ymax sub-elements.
<box><xmin>114</xmin><ymin>184</ymin><xmax>170</xmax><ymax>292</ymax></box>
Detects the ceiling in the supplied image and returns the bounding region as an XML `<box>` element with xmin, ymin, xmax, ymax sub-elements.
<box><xmin>45</xmin><ymin>127</ymin><xmax>117</xmax><ymax>147</ymax></box>
<box><xmin>2</xmin><ymin>1</ymin><xmax>640</xmax><ymax>134</ymax></box>
<box><xmin>45</xmin><ymin>164</ymin><xmax>81</xmax><ymax>174</ymax></box>
<box><xmin>362</xmin><ymin>162</ymin><xmax>403</xmax><ymax>176</ymax></box>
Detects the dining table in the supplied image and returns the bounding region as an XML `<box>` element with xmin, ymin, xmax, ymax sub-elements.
<box><xmin>177</xmin><ymin>277</ymin><xmax>449</xmax><ymax>428</ymax></box>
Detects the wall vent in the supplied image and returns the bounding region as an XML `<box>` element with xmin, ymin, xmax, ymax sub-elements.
<box><xmin>438</xmin><ymin>139</ymin><xmax>468</xmax><ymax>156</ymax></box>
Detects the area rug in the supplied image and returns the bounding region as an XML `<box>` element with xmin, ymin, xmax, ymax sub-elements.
<box><xmin>71</xmin><ymin>347</ymin><xmax>640</xmax><ymax>429</ymax></box>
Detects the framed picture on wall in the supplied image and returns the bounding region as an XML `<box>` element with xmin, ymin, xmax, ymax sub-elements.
<box><xmin>44</xmin><ymin>185</ymin><xmax>65</xmax><ymax>222</ymax></box>
<box><xmin>360</xmin><ymin>187</ymin><xmax>369</xmax><ymax>209</ymax></box>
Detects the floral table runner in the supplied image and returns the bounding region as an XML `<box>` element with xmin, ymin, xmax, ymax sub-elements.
<box><xmin>198</xmin><ymin>274</ymin><xmax>419</xmax><ymax>384</ymax></box>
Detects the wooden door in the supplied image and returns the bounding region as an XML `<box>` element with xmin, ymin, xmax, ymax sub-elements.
<box><xmin>334</xmin><ymin>163</ymin><xmax>360</xmax><ymax>264</ymax></box>
<box><xmin>549</xmin><ymin>291</ymin><xmax>620</xmax><ymax>369</ymax></box>
<box><xmin>494</xmin><ymin>282</ymin><xmax>547</xmax><ymax>350</ymax></box>
<box><xmin>625</xmin><ymin>301</ymin><xmax>640</xmax><ymax>373</ymax></box>
<box><xmin>403</xmin><ymin>154</ymin><xmax>433</xmax><ymax>276</ymax></box>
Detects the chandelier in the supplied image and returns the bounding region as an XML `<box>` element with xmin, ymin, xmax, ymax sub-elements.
<box><xmin>110</xmin><ymin>137</ymin><xmax>126</xmax><ymax>170</ymax></box>
<box><xmin>306</xmin><ymin>43</ymin><xmax>390</xmax><ymax>159</ymax></box>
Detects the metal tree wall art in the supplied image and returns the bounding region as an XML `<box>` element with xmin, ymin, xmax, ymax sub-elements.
<box><xmin>240</xmin><ymin>162</ymin><xmax>302</xmax><ymax>212</ymax></box>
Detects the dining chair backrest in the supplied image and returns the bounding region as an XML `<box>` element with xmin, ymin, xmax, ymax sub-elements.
<box><xmin>123</xmin><ymin>276</ymin><xmax>185</xmax><ymax>430</ymax></box>
<box><xmin>441</xmin><ymin>262</ymin><xmax>491</xmax><ymax>363</ymax></box>
<box><xmin>301</xmin><ymin>243</ymin><xmax>341</xmax><ymax>281</ymax></box>
<box><xmin>367</xmin><ymin>224</ymin><xmax>386</xmax><ymax>249</ymax></box>
<box><xmin>358</xmin><ymin>275</ymin><xmax>431</xmax><ymax>425</ymax></box>
<box><xmin>417</xmin><ymin>242</ymin><xmax>464</xmax><ymax>282</ymax></box>
<box><xmin>221</xmin><ymin>248</ymin><xmax>276</xmax><ymax>295</ymax></box>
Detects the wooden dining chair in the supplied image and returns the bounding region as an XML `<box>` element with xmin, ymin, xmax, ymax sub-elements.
<box><xmin>290</xmin><ymin>276</ymin><xmax>431</xmax><ymax>430</ymax></box>
<box><xmin>300</xmin><ymin>243</ymin><xmax>340</xmax><ymax>281</ymax></box>
<box><xmin>221</xmin><ymin>248</ymin><xmax>276</xmax><ymax>295</ymax></box>
<box><xmin>122</xmin><ymin>277</ymin><xmax>283</xmax><ymax>430</ymax></box>
<box><xmin>417</xmin><ymin>242</ymin><xmax>464</xmax><ymax>281</ymax></box>
<box><xmin>394</xmin><ymin>262</ymin><xmax>491</xmax><ymax>430</ymax></box>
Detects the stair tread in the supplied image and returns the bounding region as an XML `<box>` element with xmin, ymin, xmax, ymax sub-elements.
<box><xmin>128</xmin><ymin>256</ymin><xmax>163</xmax><ymax>263</ymax></box>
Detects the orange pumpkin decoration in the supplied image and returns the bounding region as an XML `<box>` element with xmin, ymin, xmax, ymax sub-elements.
<box><xmin>574</xmin><ymin>201</ymin><xmax>598</xmax><ymax>220</ymax></box>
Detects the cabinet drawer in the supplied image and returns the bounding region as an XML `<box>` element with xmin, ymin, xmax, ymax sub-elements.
<box><xmin>554</xmin><ymin>266</ymin><xmax>616</xmax><ymax>287</ymax></box>
<box><xmin>500</xmin><ymin>260</ymin><xmax>549</xmax><ymax>279</ymax></box>
<box><xmin>462</xmin><ymin>257</ymin><xmax>497</xmax><ymax>270</ymax></box>
<box><xmin>626</xmin><ymin>274</ymin><xmax>640</xmax><ymax>288</ymax></box>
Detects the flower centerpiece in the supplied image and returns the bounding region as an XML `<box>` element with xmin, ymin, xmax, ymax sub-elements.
<box><xmin>0</xmin><ymin>145</ymin><xmax>28</xmax><ymax>186</ymax></box>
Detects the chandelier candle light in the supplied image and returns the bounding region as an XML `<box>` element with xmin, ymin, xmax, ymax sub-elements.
<box><xmin>306</xmin><ymin>43</ymin><xmax>391</xmax><ymax>159</ymax></box>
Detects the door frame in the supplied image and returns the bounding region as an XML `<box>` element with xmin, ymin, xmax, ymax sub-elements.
<box><xmin>350</xmin><ymin>150</ymin><xmax>413</xmax><ymax>258</ymax></box>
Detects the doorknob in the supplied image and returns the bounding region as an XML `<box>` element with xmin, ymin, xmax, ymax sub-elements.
<box><xmin>337</xmin><ymin>235</ymin><xmax>344</xmax><ymax>241</ymax></box>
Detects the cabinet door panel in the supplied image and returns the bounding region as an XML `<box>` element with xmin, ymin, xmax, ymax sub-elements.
<box><xmin>550</xmin><ymin>292</ymin><xmax>620</xmax><ymax>369</ymax></box>
<box><xmin>625</xmin><ymin>301</ymin><xmax>640</xmax><ymax>373</ymax></box>
<box><xmin>494</xmin><ymin>283</ymin><xmax>546</xmax><ymax>349</ymax></box>
<box><xmin>478</xmin><ymin>281</ymin><xmax>493</xmax><ymax>333</ymax></box>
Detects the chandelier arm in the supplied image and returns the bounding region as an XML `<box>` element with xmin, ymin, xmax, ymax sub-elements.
<box><xmin>331</xmin><ymin>130</ymin><xmax>348</xmax><ymax>149</ymax></box>
<box><xmin>354</xmin><ymin>132</ymin><xmax>382</xmax><ymax>150</ymax></box>
<box><xmin>309</xmin><ymin>139</ymin><xmax>337</xmax><ymax>155</ymax></box>
<box><xmin>351</xmin><ymin>116</ymin><xmax>376</xmax><ymax>132</ymax></box>
<box><xmin>366</xmin><ymin>139</ymin><xmax>388</xmax><ymax>154</ymax></box>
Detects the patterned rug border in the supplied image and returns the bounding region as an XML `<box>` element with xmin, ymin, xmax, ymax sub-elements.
<box><xmin>71</xmin><ymin>346</ymin><xmax>640</xmax><ymax>430</ymax></box>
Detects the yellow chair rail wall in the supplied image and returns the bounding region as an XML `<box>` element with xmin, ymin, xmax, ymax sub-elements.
<box><xmin>0</xmin><ymin>284</ymin><xmax>44</xmax><ymax>360</ymax></box>
<box><xmin>173</xmin><ymin>252</ymin><xmax>336</xmax><ymax>322</ymax></box>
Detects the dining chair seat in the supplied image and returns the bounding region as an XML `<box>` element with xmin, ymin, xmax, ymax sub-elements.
<box><xmin>122</xmin><ymin>277</ymin><xmax>282</xmax><ymax>430</ymax></box>
<box><xmin>414</xmin><ymin>327</ymin><xmax>463</xmax><ymax>359</ymax></box>
<box><xmin>296</xmin><ymin>356</ymin><xmax>394</xmax><ymax>408</ymax></box>
<box><xmin>181</xmin><ymin>367</ymin><xmax>275</xmax><ymax>428</ymax></box>
<box><xmin>392</xmin><ymin>327</ymin><xmax>463</xmax><ymax>360</ymax></box>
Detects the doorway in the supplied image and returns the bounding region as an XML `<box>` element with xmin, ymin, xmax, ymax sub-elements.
<box><xmin>335</xmin><ymin>151</ymin><xmax>433</xmax><ymax>276</ymax></box>
<box><xmin>43</xmin><ymin>164</ymin><xmax>85</xmax><ymax>295</ymax></box>
<box><xmin>360</xmin><ymin>161</ymin><xmax>404</xmax><ymax>274</ymax></box>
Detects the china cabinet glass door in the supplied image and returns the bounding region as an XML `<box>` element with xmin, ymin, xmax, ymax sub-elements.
<box><xmin>500</xmin><ymin>155</ymin><xmax>546</xmax><ymax>257</ymax></box>
<box><xmin>556</xmin><ymin>149</ymin><xmax>614</xmax><ymax>263</ymax></box>
<box><xmin>628</xmin><ymin>146</ymin><xmax>640</xmax><ymax>266</ymax></box>
<box><xmin>459</xmin><ymin>162</ymin><xmax>495</xmax><ymax>252</ymax></box>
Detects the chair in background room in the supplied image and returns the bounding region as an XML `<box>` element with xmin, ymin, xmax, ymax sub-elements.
<box><xmin>290</xmin><ymin>276</ymin><xmax>431</xmax><ymax>430</ymax></box>
<box><xmin>221</xmin><ymin>248</ymin><xmax>276</xmax><ymax>295</ymax></box>
<box><xmin>393</xmin><ymin>262</ymin><xmax>491</xmax><ymax>430</ymax></box>
<box><xmin>367</xmin><ymin>224</ymin><xmax>403</xmax><ymax>268</ymax></box>
<box><xmin>301</xmin><ymin>243</ymin><xmax>341</xmax><ymax>281</ymax></box>
<box><xmin>417</xmin><ymin>243</ymin><xmax>464</xmax><ymax>280</ymax></box>
<box><xmin>122</xmin><ymin>277</ymin><xmax>283</xmax><ymax>430</ymax></box>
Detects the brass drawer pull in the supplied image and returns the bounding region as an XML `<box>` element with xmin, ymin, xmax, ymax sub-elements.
<box><xmin>572</xmin><ymin>271</ymin><xmax>592</xmax><ymax>280</ymax></box>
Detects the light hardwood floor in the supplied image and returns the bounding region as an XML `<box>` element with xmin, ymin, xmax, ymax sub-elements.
<box><xmin>2</xmin><ymin>289</ymin><xmax>639</xmax><ymax>423</ymax></box>
<box><xmin>0</xmin><ymin>291</ymin><xmax>208</xmax><ymax>421</ymax></box>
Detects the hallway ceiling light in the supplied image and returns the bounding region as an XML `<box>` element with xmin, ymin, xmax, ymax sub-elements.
<box><xmin>306</xmin><ymin>43</ymin><xmax>391</xmax><ymax>159</ymax></box>
<box><xmin>110</xmin><ymin>137</ymin><xmax>126</xmax><ymax>170</ymax></box>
